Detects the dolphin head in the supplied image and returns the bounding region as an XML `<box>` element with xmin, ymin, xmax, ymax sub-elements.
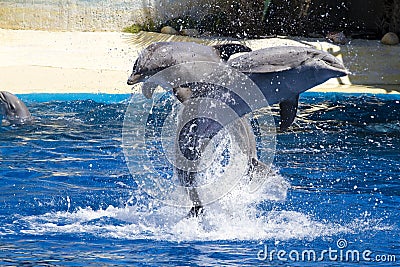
<box><xmin>305</xmin><ymin>49</ymin><xmax>350</xmax><ymax>82</ymax></box>
<box><xmin>127</xmin><ymin>58</ymin><xmax>147</xmax><ymax>85</ymax></box>
<box><xmin>0</xmin><ymin>91</ymin><xmax>32</xmax><ymax>124</ymax></box>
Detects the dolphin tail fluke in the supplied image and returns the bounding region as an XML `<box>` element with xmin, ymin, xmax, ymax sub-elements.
<box><xmin>279</xmin><ymin>94</ymin><xmax>299</xmax><ymax>131</ymax></box>
<box><xmin>186</xmin><ymin>187</ymin><xmax>203</xmax><ymax>217</ymax></box>
<box><xmin>177</xmin><ymin>169</ymin><xmax>204</xmax><ymax>218</ymax></box>
<box><xmin>186</xmin><ymin>205</ymin><xmax>204</xmax><ymax>218</ymax></box>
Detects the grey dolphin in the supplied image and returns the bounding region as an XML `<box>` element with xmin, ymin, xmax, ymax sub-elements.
<box><xmin>227</xmin><ymin>46</ymin><xmax>349</xmax><ymax>130</ymax></box>
<box><xmin>127</xmin><ymin>42</ymin><xmax>251</xmax><ymax>86</ymax></box>
<box><xmin>174</xmin><ymin>83</ymin><xmax>271</xmax><ymax>217</ymax></box>
<box><xmin>0</xmin><ymin>91</ymin><xmax>32</xmax><ymax>124</ymax></box>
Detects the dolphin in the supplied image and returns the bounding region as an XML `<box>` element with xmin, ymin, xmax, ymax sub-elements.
<box><xmin>227</xmin><ymin>46</ymin><xmax>349</xmax><ymax>130</ymax></box>
<box><xmin>175</xmin><ymin>93</ymin><xmax>268</xmax><ymax>216</ymax></box>
<box><xmin>127</xmin><ymin>42</ymin><xmax>251</xmax><ymax>86</ymax></box>
<box><xmin>0</xmin><ymin>91</ymin><xmax>32</xmax><ymax>125</ymax></box>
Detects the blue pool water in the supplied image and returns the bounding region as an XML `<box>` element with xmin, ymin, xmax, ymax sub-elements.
<box><xmin>0</xmin><ymin>92</ymin><xmax>399</xmax><ymax>266</ymax></box>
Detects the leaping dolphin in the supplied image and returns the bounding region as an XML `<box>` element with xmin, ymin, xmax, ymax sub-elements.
<box><xmin>174</xmin><ymin>91</ymin><xmax>268</xmax><ymax>217</ymax></box>
<box><xmin>0</xmin><ymin>91</ymin><xmax>32</xmax><ymax>125</ymax></box>
<box><xmin>227</xmin><ymin>46</ymin><xmax>349</xmax><ymax>130</ymax></box>
<box><xmin>127</xmin><ymin>42</ymin><xmax>251</xmax><ymax>86</ymax></box>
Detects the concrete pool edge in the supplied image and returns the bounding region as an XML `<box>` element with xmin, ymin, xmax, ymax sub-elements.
<box><xmin>1</xmin><ymin>29</ymin><xmax>399</xmax><ymax>95</ymax></box>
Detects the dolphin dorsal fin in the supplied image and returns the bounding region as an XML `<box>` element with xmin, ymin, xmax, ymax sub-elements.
<box><xmin>279</xmin><ymin>94</ymin><xmax>299</xmax><ymax>131</ymax></box>
<box><xmin>212</xmin><ymin>43</ymin><xmax>252</xmax><ymax>61</ymax></box>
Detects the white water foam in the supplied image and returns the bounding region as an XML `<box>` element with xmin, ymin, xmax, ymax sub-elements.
<box><xmin>15</xmin><ymin>168</ymin><xmax>392</xmax><ymax>242</ymax></box>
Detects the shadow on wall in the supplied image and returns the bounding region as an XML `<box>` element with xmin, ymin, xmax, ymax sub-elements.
<box><xmin>0</xmin><ymin>0</ymin><xmax>252</xmax><ymax>32</ymax></box>
<box><xmin>342</xmin><ymin>39</ymin><xmax>399</xmax><ymax>92</ymax></box>
<box><xmin>0</xmin><ymin>0</ymin><xmax>266</xmax><ymax>37</ymax></box>
<box><xmin>1</xmin><ymin>0</ymin><xmax>397</xmax><ymax>39</ymax></box>
<box><xmin>264</xmin><ymin>0</ymin><xmax>399</xmax><ymax>39</ymax></box>
<box><xmin>282</xmin><ymin>36</ymin><xmax>400</xmax><ymax>93</ymax></box>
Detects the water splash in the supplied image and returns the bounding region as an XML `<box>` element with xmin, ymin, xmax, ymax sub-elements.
<box><xmin>11</xmin><ymin>167</ymin><xmax>391</xmax><ymax>243</ymax></box>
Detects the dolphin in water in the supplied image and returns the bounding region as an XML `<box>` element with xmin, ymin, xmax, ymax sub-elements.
<box><xmin>127</xmin><ymin>42</ymin><xmax>349</xmax><ymax>216</ymax></box>
<box><xmin>175</xmin><ymin>92</ymin><xmax>267</xmax><ymax>216</ymax></box>
<box><xmin>0</xmin><ymin>91</ymin><xmax>32</xmax><ymax>125</ymax></box>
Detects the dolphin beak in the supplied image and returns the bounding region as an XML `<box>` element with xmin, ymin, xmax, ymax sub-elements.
<box><xmin>127</xmin><ymin>73</ymin><xmax>142</xmax><ymax>85</ymax></box>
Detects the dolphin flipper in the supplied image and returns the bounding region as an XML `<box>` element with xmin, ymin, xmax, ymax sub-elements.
<box><xmin>279</xmin><ymin>94</ymin><xmax>299</xmax><ymax>131</ymax></box>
